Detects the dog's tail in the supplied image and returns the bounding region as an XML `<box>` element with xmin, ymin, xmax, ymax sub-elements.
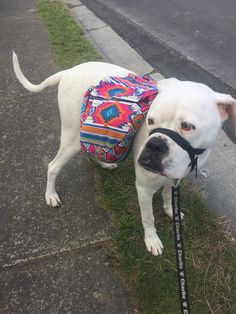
<box><xmin>12</xmin><ymin>51</ymin><xmax>62</xmax><ymax>93</ymax></box>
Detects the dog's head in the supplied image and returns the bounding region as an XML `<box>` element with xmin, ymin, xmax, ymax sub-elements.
<box><xmin>138</xmin><ymin>78</ymin><xmax>236</xmax><ymax>179</ymax></box>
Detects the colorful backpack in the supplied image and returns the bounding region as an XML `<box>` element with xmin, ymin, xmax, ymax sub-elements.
<box><xmin>80</xmin><ymin>74</ymin><xmax>158</xmax><ymax>163</ymax></box>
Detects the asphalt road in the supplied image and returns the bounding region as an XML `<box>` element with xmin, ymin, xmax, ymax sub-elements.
<box><xmin>83</xmin><ymin>0</ymin><xmax>236</xmax><ymax>91</ymax></box>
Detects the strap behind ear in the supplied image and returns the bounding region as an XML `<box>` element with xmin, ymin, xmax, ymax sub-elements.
<box><xmin>223</xmin><ymin>119</ymin><xmax>236</xmax><ymax>144</ymax></box>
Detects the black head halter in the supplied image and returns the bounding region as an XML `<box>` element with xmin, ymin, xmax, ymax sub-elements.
<box><xmin>149</xmin><ymin>128</ymin><xmax>206</xmax><ymax>176</ymax></box>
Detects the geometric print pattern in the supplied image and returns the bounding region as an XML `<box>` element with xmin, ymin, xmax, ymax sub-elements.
<box><xmin>80</xmin><ymin>74</ymin><xmax>158</xmax><ymax>163</ymax></box>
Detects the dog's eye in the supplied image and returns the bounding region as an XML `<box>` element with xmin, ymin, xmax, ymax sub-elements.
<box><xmin>181</xmin><ymin>122</ymin><xmax>195</xmax><ymax>131</ymax></box>
<box><xmin>148</xmin><ymin>118</ymin><xmax>155</xmax><ymax>125</ymax></box>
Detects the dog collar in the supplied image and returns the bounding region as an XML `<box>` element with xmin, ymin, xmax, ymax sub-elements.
<box><xmin>149</xmin><ymin>127</ymin><xmax>206</xmax><ymax>176</ymax></box>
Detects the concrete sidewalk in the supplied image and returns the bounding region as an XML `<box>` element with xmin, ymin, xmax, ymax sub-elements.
<box><xmin>0</xmin><ymin>0</ymin><xmax>134</xmax><ymax>312</ymax></box>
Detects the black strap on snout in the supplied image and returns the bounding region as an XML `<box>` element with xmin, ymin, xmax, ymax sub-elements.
<box><xmin>149</xmin><ymin>128</ymin><xmax>205</xmax><ymax>176</ymax></box>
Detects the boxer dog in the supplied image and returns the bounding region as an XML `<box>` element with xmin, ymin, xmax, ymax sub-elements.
<box><xmin>13</xmin><ymin>52</ymin><xmax>236</xmax><ymax>256</ymax></box>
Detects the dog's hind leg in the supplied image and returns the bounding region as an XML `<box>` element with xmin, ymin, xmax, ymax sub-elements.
<box><xmin>45</xmin><ymin>76</ymin><xmax>84</xmax><ymax>207</ymax></box>
<box><xmin>45</xmin><ymin>134</ymin><xmax>81</xmax><ymax>207</ymax></box>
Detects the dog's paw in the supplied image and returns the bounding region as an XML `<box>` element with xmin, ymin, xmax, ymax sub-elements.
<box><xmin>98</xmin><ymin>161</ymin><xmax>118</xmax><ymax>170</ymax></box>
<box><xmin>164</xmin><ymin>207</ymin><xmax>184</xmax><ymax>220</ymax></box>
<box><xmin>45</xmin><ymin>192</ymin><xmax>62</xmax><ymax>207</ymax></box>
<box><xmin>144</xmin><ymin>229</ymin><xmax>163</xmax><ymax>256</ymax></box>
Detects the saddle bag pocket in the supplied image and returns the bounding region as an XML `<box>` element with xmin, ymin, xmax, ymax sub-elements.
<box><xmin>80</xmin><ymin>75</ymin><xmax>158</xmax><ymax>163</ymax></box>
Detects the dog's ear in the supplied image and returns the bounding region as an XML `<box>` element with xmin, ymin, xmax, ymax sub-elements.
<box><xmin>158</xmin><ymin>78</ymin><xmax>179</xmax><ymax>91</ymax></box>
<box><xmin>214</xmin><ymin>92</ymin><xmax>236</xmax><ymax>123</ymax></box>
<box><xmin>214</xmin><ymin>92</ymin><xmax>236</xmax><ymax>143</ymax></box>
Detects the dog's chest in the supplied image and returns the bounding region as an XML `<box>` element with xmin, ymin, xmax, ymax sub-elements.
<box><xmin>80</xmin><ymin>75</ymin><xmax>158</xmax><ymax>163</ymax></box>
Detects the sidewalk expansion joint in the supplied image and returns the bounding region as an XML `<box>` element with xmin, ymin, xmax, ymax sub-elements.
<box><xmin>67</xmin><ymin>4</ymin><xmax>83</xmax><ymax>9</ymax></box>
<box><xmin>1</xmin><ymin>236</ymin><xmax>113</xmax><ymax>271</ymax></box>
<box><xmin>64</xmin><ymin>0</ymin><xmax>83</xmax><ymax>8</ymax></box>
<box><xmin>87</xmin><ymin>25</ymin><xmax>107</xmax><ymax>32</ymax></box>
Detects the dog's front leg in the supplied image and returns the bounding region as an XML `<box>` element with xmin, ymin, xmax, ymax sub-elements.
<box><xmin>162</xmin><ymin>183</ymin><xmax>184</xmax><ymax>220</ymax></box>
<box><xmin>136</xmin><ymin>181</ymin><xmax>163</xmax><ymax>256</ymax></box>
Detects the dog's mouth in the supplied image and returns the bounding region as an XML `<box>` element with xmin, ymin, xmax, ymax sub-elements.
<box><xmin>138</xmin><ymin>155</ymin><xmax>165</xmax><ymax>175</ymax></box>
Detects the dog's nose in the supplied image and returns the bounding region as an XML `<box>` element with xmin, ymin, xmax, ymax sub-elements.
<box><xmin>146</xmin><ymin>137</ymin><xmax>168</xmax><ymax>154</ymax></box>
<box><xmin>138</xmin><ymin>137</ymin><xmax>168</xmax><ymax>173</ymax></box>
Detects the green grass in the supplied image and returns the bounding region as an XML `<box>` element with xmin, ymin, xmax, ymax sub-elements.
<box><xmin>94</xmin><ymin>158</ymin><xmax>236</xmax><ymax>314</ymax></box>
<box><xmin>38</xmin><ymin>1</ymin><xmax>236</xmax><ymax>313</ymax></box>
<box><xmin>38</xmin><ymin>0</ymin><xmax>101</xmax><ymax>69</ymax></box>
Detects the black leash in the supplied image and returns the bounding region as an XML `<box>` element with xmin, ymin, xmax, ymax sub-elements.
<box><xmin>147</xmin><ymin>127</ymin><xmax>206</xmax><ymax>313</ymax></box>
<box><xmin>172</xmin><ymin>183</ymin><xmax>191</xmax><ymax>314</ymax></box>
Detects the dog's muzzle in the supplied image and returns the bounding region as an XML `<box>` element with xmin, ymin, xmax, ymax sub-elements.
<box><xmin>139</xmin><ymin>127</ymin><xmax>206</xmax><ymax>175</ymax></box>
<box><xmin>138</xmin><ymin>136</ymin><xmax>169</xmax><ymax>173</ymax></box>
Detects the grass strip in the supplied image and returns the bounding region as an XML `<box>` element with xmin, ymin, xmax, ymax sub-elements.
<box><xmin>38</xmin><ymin>1</ymin><xmax>236</xmax><ymax>313</ymax></box>
<box><xmin>38</xmin><ymin>0</ymin><xmax>101</xmax><ymax>69</ymax></box>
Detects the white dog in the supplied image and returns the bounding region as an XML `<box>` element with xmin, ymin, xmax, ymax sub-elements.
<box><xmin>13</xmin><ymin>52</ymin><xmax>236</xmax><ymax>256</ymax></box>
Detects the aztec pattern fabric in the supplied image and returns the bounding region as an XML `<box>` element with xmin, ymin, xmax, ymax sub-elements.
<box><xmin>80</xmin><ymin>74</ymin><xmax>158</xmax><ymax>163</ymax></box>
